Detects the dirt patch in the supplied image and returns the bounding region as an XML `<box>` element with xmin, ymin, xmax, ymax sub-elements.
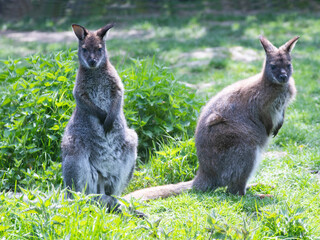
<box><xmin>180</xmin><ymin>81</ymin><xmax>216</xmax><ymax>92</ymax></box>
<box><xmin>179</xmin><ymin>47</ymin><xmax>228</xmax><ymax>60</ymax></box>
<box><xmin>263</xmin><ymin>151</ymin><xmax>287</xmax><ymax>159</ymax></box>
<box><xmin>0</xmin><ymin>29</ymin><xmax>153</xmax><ymax>43</ymax></box>
<box><xmin>171</xmin><ymin>47</ymin><xmax>228</xmax><ymax>68</ymax></box>
<box><xmin>173</xmin><ymin>46</ymin><xmax>260</xmax><ymax>68</ymax></box>
<box><xmin>230</xmin><ymin>46</ymin><xmax>261</xmax><ymax>62</ymax></box>
<box><xmin>0</xmin><ymin>30</ymin><xmax>75</xmax><ymax>43</ymax></box>
<box><xmin>205</xmin><ymin>20</ymin><xmax>243</xmax><ymax>27</ymax></box>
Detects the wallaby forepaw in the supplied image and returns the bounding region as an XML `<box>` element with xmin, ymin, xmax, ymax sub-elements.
<box><xmin>133</xmin><ymin>210</ymin><xmax>147</xmax><ymax>219</ymax></box>
<box><xmin>255</xmin><ymin>193</ymin><xmax>273</xmax><ymax>199</ymax></box>
<box><xmin>108</xmin><ymin>203</ymin><xmax>122</xmax><ymax>214</ymax></box>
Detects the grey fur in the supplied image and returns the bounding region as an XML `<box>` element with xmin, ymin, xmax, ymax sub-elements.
<box><xmin>61</xmin><ymin>24</ymin><xmax>138</xmax><ymax>211</ymax></box>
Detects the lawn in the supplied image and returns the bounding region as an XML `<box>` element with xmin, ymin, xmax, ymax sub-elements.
<box><xmin>0</xmin><ymin>1</ymin><xmax>319</xmax><ymax>239</ymax></box>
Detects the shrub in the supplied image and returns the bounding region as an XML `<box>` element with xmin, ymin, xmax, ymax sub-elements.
<box><xmin>121</xmin><ymin>57</ymin><xmax>203</xmax><ymax>156</ymax></box>
<box><xmin>0</xmin><ymin>53</ymin><xmax>203</xmax><ymax>190</ymax></box>
<box><xmin>0</xmin><ymin>51</ymin><xmax>76</xmax><ymax>190</ymax></box>
<box><xmin>126</xmin><ymin>138</ymin><xmax>198</xmax><ymax>193</ymax></box>
<box><xmin>259</xmin><ymin>205</ymin><xmax>309</xmax><ymax>238</ymax></box>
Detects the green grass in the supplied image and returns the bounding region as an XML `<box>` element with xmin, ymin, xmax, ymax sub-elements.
<box><xmin>1</xmin><ymin>2</ymin><xmax>320</xmax><ymax>239</ymax></box>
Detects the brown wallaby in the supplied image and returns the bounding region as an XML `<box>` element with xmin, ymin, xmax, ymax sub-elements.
<box><xmin>61</xmin><ymin>23</ymin><xmax>138</xmax><ymax>213</ymax></box>
<box><xmin>124</xmin><ymin>36</ymin><xmax>298</xmax><ymax>201</ymax></box>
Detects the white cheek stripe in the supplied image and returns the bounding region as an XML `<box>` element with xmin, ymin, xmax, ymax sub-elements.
<box><xmin>80</xmin><ymin>52</ymin><xmax>90</xmax><ymax>68</ymax></box>
<box><xmin>96</xmin><ymin>57</ymin><xmax>104</xmax><ymax>67</ymax></box>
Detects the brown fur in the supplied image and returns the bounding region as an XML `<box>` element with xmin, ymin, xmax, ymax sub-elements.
<box><xmin>194</xmin><ymin>35</ymin><xmax>298</xmax><ymax>195</ymax></box>
<box><xmin>123</xmin><ymin>36</ymin><xmax>298</xmax><ymax>201</ymax></box>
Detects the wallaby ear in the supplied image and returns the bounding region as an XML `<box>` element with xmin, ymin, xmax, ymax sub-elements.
<box><xmin>96</xmin><ymin>23</ymin><xmax>114</xmax><ymax>40</ymax></box>
<box><xmin>259</xmin><ymin>35</ymin><xmax>277</xmax><ymax>54</ymax></box>
<box><xmin>72</xmin><ymin>24</ymin><xmax>88</xmax><ymax>41</ymax></box>
<box><xmin>280</xmin><ymin>36</ymin><xmax>300</xmax><ymax>52</ymax></box>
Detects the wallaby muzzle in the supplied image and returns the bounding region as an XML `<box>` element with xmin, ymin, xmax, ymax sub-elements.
<box><xmin>88</xmin><ymin>58</ymin><xmax>97</xmax><ymax>68</ymax></box>
<box><xmin>279</xmin><ymin>74</ymin><xmax>288</xmax><ymax>83</ymax></box>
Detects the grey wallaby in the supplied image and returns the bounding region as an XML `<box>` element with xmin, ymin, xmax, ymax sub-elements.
<box><xmin>124</xmin><ymin>35</ymin><xmax>299</xmax><ymax>201</ymax></box>
<box><xmin>61</xmin><ymin>23</ymin><xmax>138</xmax><ymax>212</ymax></box>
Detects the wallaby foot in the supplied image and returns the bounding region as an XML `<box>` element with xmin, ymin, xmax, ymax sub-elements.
<box><xmin>130</xmin><ymin>208</ymin><xmax>147</xmax><ymax>219</ymax></box>
<box><xmin>227</xmin><ymin>185</ymin><xmax>246</xmax><ymax>196</ymax></box>
<box><xmin>255</xmin><ymin>193</ymin><xmax>273</xmax><ymax>199</ymax></box>
<box><xmin>94</xmin><ymin>195</ymin><xmax>122</xmax><ymax>213</ymax></box>
<box><xmin>246</xmin><ymin>184</ymin><xmax>274</xmax><ymax>199</ymax></box>
<box><xmin>96</xmin><ymin>195</ymin><xmax>147</xmax><ymax>218</ymax></box>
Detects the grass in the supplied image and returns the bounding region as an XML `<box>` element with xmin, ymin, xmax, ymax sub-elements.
<box><xmin>1</xmin><ymin>1</ymin><xmax>320</xmax><ymax>239</ymax></box>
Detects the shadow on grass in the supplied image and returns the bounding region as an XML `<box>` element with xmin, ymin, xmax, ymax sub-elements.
<box><xmin>189</xmin><ymin>184</ymin><xmax>278</xmax><ymax>215</ymax></box>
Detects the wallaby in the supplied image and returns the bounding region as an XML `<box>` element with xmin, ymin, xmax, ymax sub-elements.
<box><xmin>124</xmin><ymin>36</ymin><xmax>298</xmax><ymax>201</ymax></box>
<box><xmin>61</xmin><ymin>23</ymin><xmax>138</xmax><ymax>212</ymax></box>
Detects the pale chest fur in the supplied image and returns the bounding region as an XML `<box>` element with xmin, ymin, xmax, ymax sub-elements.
<box><xmin>80</xmin><ymin>68</ymin><xmax>124</xmax><ymax>113</ymax></box>
<box><xmin>270</xmin><ymin>95</ymin><xmax>286</xmax><ymax>129</ymax></box>
<box><xmin>91</xmin><ymin>133</ymin><xmax>135</xmax><ymax>195</ymax></box>
<box><xmin>88</xmin><ymin>83</ymin><xmax>113</xmax><ymax>111</ymax></box>
<box><xmin>269</xmin><ymin>81</ymin><xmax>295</xmax><ymax>131</ymax></box>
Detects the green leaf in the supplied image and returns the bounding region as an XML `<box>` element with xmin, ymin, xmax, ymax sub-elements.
<box><xmin>1</xmin><ymin>98</ymin><xmax>11</xmax><ymax>107</ymax></box>
<box><xmin>50</xmin><ymin>125</ymin><xmax>60</xmax><ymax>131</ymax></box>
<box><xmin>57</xmin><ymin>76</ymin><xmax>67</xmax><ymax>82</ymax></box>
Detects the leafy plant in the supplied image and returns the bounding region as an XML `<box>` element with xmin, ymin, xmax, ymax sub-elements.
<box><xmin>260</xmin><ymin>204</ymin><xmax>309</xmax><ymax>238</ymax></box>
<box><xmin>126</xmin><ymin>138</ymin><xmax>198</xmax><ymax>193</ymax></box>
<box><xmin>136</xmin><ymin>218</ymin><xmax>173</xmax><ymax>239</ymax></box>
<box><xmin>0</xmin><ymin>51</ymin><xmax>76</xmax><ymax>190</ymax></box>
<box><xmin>206</xmin><ymin>211</ymin><xmax>253</xmax><ymax>240</ymax></box>
<box><xmin>0</xmin><ymin>53</ymin><xmax>202</xmax><ymax>190</ymax></box>
<box><xmin>122</xmin><ymin>57</ymin><xmax>203</xmax><ymax>156</ymax></box>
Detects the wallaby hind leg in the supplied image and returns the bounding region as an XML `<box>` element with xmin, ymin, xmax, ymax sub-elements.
<box><xmin>62</xmin><ymin>152</ymin><xmax>95</xmax><ymax>193</ymax></box>
<box><xmin>192</xmin><ymin>168</ymin><xmax>220</xmax><ymax>192</ymax></box>
<box><xmin>63</xmin><ymin>155</ymin><xmax>122</xmax><ymax>212</ymax></box>
<box><xmin>94</xmin><ymin>195</ymin><xmax>121</xmax><ymax>213</ymax></box>
<box><xmin>226</xmin><ymin>147</ymin><xmax>259</xmax><ymax>195</ymax></box>
<box><xmin>227</xmin><ymin>180</ymin><xmax>247</xmax><ymax>195</ymax></box>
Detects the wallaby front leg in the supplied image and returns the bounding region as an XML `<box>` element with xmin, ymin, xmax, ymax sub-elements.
<box><xmin>74</xmin><ymin>89</ymin><xmax>107</xmax><ymax>124</ymax></box>
<box><xmin>103</xmin><ymin>87</ymin><xmax>122</xmax><ymax>133</ymax></box>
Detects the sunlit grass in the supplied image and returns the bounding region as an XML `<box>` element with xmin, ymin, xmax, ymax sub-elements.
<box><xmin>1</xmin><ymin>3</ymin><xmax>320</xmax><ymax>239</ymax></box>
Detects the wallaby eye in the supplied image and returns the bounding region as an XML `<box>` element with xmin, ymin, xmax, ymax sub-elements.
<box><xmin>98</xmin><ymin>48</ymin><xmax>103</xmax><ymax>52</ymax></box>
<box><xmin>287</xmin><ymin>63</ymin><xmax>291</xmax><ymax>68</ymax></box>
<box><xmin>270</xmin><ymin>64</ymin><xmax>276</xmax><ymax>70</ymax></box>
<box><xmin>82</xmin><ymin>48</ymin><xmax>87</xmax><ymax>52</ymax></box>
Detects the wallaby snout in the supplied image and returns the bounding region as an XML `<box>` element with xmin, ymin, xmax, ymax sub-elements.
<box><xmin>279</xmin><ymin>73</ymin><xmax>288</xmax><ymax>83</ymax></box>
<box><xmin>267</xmin><ymin>59</ymin><xmax>291</xmax><ymax>84</ymax></box>
<box><xmin>88</xmin><ymin>58</ymin><xmax>98</xmax><ymax>68</ymax></box>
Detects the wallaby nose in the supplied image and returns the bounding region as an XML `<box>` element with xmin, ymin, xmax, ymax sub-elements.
<box><xmin>279</xmin><ymin>74</ymin><xmax>288</xmax><ymax>82</ymax></box>
<box><xmin>88</xmin><ymin>59</ymin><xmax>97</xmax><ymax>67</ymax></box>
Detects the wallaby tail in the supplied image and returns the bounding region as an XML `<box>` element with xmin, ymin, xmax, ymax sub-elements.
<box><xmin>123</xmin><ymin>180</ymin><xmax>194</xmax><ymax>201</ymax></box>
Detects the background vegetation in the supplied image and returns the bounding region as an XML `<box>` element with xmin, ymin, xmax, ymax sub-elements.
<box><xmin>0</xmin><ymin>0</ymin><xmax>319</xmax><ymax>239</ymax></box>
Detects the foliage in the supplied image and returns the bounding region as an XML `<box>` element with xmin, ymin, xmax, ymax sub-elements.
<box><xmin>259</xmin><ymin>205</ymin><xmax>309</xmax><ymax>238</ymax></box>
<box><xmin>0</xmin><ymin>51</ymin><xmax>76</xmax><ymax>190</ymax></box>
<box><xmin>0</xmin><ymin>188</ymin><xmax>150</xmax><ymax>239</ymax></box>
<box><xmin>206</xmin><ymin>211</ymin><xmax>253</xmax><ymax>239</ymax></box>
<box><xmin>0</xmin><ymin>53</ymin><xmax>201</xmax><ymax>190</ymax></box>
<box><xmin>122</xmin><ymin>58</ymin><xmax>203</xmax><ymax>155</ymax></box>
<box><xmin>126</xmin><ymin>138</ymin><xmax>197</xmax><ymax>193</ymax></box>
<box><xmin>1</xmin><ymin>2</ymin><xmax>320</xmax><ymax>239</ymax></box>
